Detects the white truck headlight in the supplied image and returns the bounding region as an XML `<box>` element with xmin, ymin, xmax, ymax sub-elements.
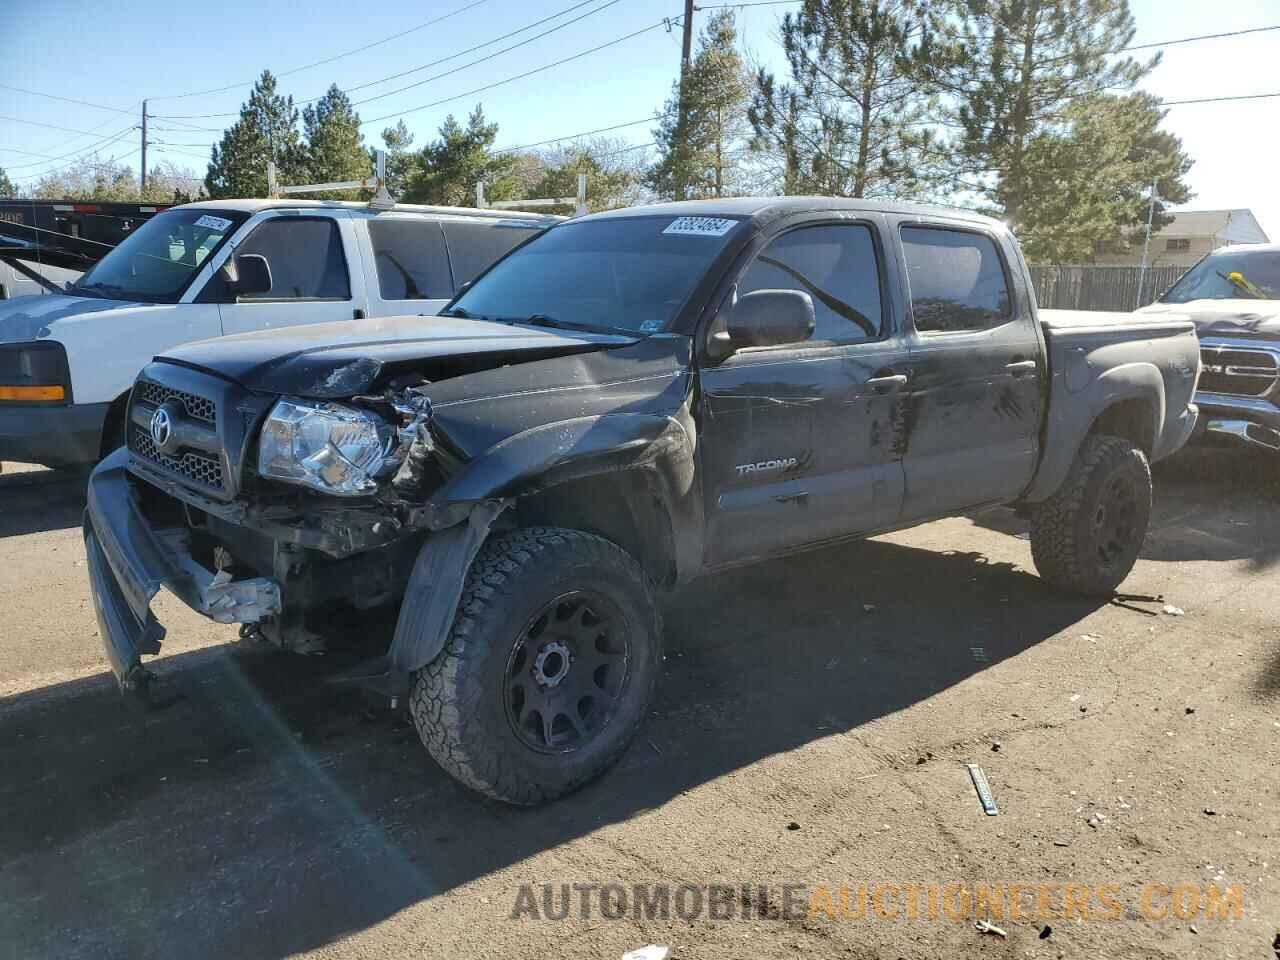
<box><xmin>258</xmin><ymin>399</ymin><xmax>394</xmax><ymax>496</ymax></box>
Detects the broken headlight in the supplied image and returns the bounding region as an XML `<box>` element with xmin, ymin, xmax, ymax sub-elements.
<box><xmin>257</xmin><ymin>399</ymin><xmax>396</xmax><ymax>497</ymax></box>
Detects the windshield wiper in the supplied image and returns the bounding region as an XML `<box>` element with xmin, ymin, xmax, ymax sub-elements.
<box><xmin>71</xmin><ymin>281</ymin><xmax>130</xmax><ymax>299</ymax></box>
<box><xmin>440</xmin><ymin>305</ymin><xmax>489</xmax><ymax>320</ymax></box>
<box><xmin>500</xmin><ymin>314</ymin><xmax>638</xmax><ymax>337</ymax></box>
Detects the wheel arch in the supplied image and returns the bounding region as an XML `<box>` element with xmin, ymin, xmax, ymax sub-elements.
<box><xmin>99</xmin><ymin>388</ymin><xmax>134</xmax><ymax>458</ymax></box>
<box><xmin>1023</xmin><ymin>362</ymin><xmax>1164</xmax><ymax>503</ymax></box>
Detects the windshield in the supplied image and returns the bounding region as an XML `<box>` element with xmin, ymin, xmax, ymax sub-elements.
<box><xmin>1160</xmin><ymin>248</ymin><xmax>1280</xmax><ymax>303</ymax></box>
<box><xmin>72</xmin><ymin>208</ymin><xmax>246</xmax><ymax>303</ymax></box>
<box><xmin>445</xmin><ymin>214</ymin><xmax>746</xmax><ymax>334</ymax></box>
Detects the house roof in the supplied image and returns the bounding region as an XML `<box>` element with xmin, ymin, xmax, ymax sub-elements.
<box><xmin>1159</xmin><ymin>208</ymin><xmax>1269</xmax><ymax>242</ymax></box>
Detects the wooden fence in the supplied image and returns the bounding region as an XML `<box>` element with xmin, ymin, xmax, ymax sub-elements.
<box><xmin>1028</xmin><ymin>264</ymin><xmax>1187</xmax><ymax>312</ymax></box>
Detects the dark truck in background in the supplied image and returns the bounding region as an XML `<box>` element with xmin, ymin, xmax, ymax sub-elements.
<box><xmin>1137</xmin><ymin>243</ymin><xmax>1280</xmax><ymax>453</ymax></box>
<box><xmin>0</xmin><ymin>199</ymin><xmax>172</xmax><ymax>298</ymax></box>
<box><xmin>83</xmin><ymin>198</ymin><xmax>1200</xmax><ymax>804</ymax></box>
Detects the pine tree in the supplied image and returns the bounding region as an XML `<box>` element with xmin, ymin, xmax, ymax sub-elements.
<box><xmin>651</xmin><ymin>11</ymin><xmax>750</xmax><ymax>200</ymax></box>
<box><xmin>204</xmin><ymin>70</ymin><xmax>306</xmax><ymax>199</ymax></box>
<box><xmin>930</xmin><ymin>0</ymin><xmax>1153</xmax><ymax>226</ymax></box>
<box><xmin>403</xmin><ymin>105</ymin><xmax>515</xmax><ymax>206</ymax></box>
<box><xmin>1016</xmin><ymin>92</ymin><xmax>1193</xmax><ymax>263</ymax></box>
<box><xmin>749</xmin><ymin>0</ymin><xmax>947</xmax><ymax>199</ymax></box>
<box><xmin>0</xmin><ymin>167</ymin><xmax>14</xmax><ymax>199</ymax></box>
<box><xmin>302</xmin><ymin>85</ymin><xmax>368</xmax><ymax>199</ymax></box>
<box><xmin>376</xmin><ymin>120</ymin><xmax>419</xmax><ymax>199</ymax></box>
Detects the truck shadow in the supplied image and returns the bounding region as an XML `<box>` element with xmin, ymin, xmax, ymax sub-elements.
<box><xmin>0</xmin><ymin>537</ymin><xmax>1101</xmax><ymax>960</ymax></box>
<box><xmin>0</xmin><ymin>466</ymin><xmax>87</xmax><ymax>538</ymax></box>
<box><xmin>972</xmin><ymin>447</ymin><xmax>1280</xmax><ymax>571</ymax></box>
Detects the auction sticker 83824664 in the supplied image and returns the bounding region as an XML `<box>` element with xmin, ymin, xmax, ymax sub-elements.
<box><xmin>662</xmin><ymin>216</ymin><xmax>738</xmax><ymax>237</ymax></box>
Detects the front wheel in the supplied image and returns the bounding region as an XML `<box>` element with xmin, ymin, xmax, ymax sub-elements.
<box><xmin>410</xmin><ymin>527</ymin><xmax>662</xmax><ymax>805</ymax></box>
<box><xmin>1030</xmin><ymin>435</ymin><xmax>1153</xmax><ymax>596</ymax></box>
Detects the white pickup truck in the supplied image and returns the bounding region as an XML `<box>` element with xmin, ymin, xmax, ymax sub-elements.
<box><xmin>0</xmin><ymin>199</ymin><xmax>558</xmax><ymax>468</ymax></box>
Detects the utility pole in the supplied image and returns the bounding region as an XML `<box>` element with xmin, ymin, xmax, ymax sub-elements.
<box><xmin>1136</xmin><ymin>178</ymin><xmax>1158</xmax><ymax>309</ymax></box>
<box><xmin>673</xmin><ymin>0</ymin><xmax>695</xmax><ymax>197</ymax></box>
<box><xmin>680</xmin><ymin>0</ymin><xmax>694</xmax><ymax>75</ymax></box>
<box><xmin>140</xmin><ymin>100</ymin><xmax>148</xmax><ymax>193</ymax></box>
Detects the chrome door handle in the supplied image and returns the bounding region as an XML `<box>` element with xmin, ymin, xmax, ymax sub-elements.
<box><xmin>1006</xmin><ymin>360</ymin><xmax>1037</xmax><ymax>376</ymax></box>
<box><xmin>865</xmin><ymin>374</ymin><xmax>908</xmax><ymax>391</ymax></box>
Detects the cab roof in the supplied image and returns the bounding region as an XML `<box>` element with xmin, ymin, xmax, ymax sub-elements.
<box><xmin>583</xmin><ymin>196</ymin><xmax>1005</xmax><ymax>230</ymax></box>
<box><xmin>174</xmin><ymin>198</ymin><xmax>563</xmax><ymax>222</ymax></box>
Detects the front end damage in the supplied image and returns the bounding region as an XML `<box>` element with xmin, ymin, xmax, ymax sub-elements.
<box><xmin>84</xmin><ymin>369</ymin><xmax>508</xmax><ymax>706</ymax></box>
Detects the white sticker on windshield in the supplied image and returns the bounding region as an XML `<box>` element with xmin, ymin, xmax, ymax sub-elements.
<box><xmin>194</xmin><ymin>214</ymin><xmax>233</xmax><ymax>231</ymax></box>
<box><xmin>662</xmin><ymin>216</ymin><xmax>736</xmax><ymax>237</ymax></box>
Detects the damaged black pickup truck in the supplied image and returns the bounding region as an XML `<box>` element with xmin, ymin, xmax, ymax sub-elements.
<box><xmin>84</xmin><ymin>198</ymin><xmax>1200</xmax><ymax>804</ymax></box>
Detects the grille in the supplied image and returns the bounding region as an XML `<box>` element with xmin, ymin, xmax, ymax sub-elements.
<box><xmin>129</xmin><ymin>423</ymin><xmax>225</xmax><ymax>489</ymax></box>
<box><xmin>1198</xmin><ymin>347</ymin><xmax>1278</xmax><ymax>398</ymax></box>
<box><xmin>135</xmin><ymin>380</ymin><xmax>216</xmax><ymax>424</ymax></box>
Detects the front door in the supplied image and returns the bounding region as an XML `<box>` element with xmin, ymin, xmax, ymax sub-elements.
<box><xmin>211</xmin><ymin>212</ymin><xmax>367</xmax><ymax>335</ymax></box>
<box><xmin>896</xmin><ymin>224</ymin><xmax>1044</xmax><ymax>521</ymax></box>
<box><xmin>699</xmin><ymin>219</ymin><xmax>910</xmax><ymax>566</ymax></box>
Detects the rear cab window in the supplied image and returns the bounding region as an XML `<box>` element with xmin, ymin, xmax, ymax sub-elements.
<box><xmin>901</xmin><ymin>226</ymin><xmax>1012</xmax><ymax>333</ymax></box>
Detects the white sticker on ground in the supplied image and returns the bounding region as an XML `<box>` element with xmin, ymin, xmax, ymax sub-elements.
<box><xmin>662</xmin><ymin>216</ymin><xmax>736</xmax><ymax>237</ymax></box>
<box><xmin>194</xmin><ymin>215</ymin><xmax>234</xmax><ymax>231</ymax></box>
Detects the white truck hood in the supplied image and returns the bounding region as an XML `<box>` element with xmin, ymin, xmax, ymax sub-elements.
<box><xmin>0</xmin><ymin>293</ymin><xmax>172</xmax><ymax>344</ymax></box>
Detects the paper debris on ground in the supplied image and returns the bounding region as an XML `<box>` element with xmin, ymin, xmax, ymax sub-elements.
<box><xmin>1163</xmin><ymin>604</ymin><xmax>1186</xmax><ymax>616</ymax></box>
<box><xmin>623</xmin><ymin>947</ymin><xmax>669</xmax><ymax>960</ymax></box>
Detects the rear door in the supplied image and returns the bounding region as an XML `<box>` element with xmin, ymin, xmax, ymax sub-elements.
<box><xmin>896</xmin><ymin>222</ymin><xmax>1044</xmax><ymax>521</ymax></box>
<box><xmin>699</xmin><ymin>217</ymin><xmax>910</xmax><ymax>565</ymax></box>
<box><xmin>212</xmin><ymin>211</ymin><xmax>367</xmax><ymax>335</ymax></box>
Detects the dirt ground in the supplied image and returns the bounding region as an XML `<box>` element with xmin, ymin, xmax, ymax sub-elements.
<box><xmin>0</xmin><ymin>450</ymin><xmax>1277</xmax><ymax>960</ymax></box>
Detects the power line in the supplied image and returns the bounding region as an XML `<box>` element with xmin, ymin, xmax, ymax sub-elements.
<box><xmin>153</xmin><ymin>0</ymin><xmax>630</xmax><ymax>120</ymax></box>
<box><xmin>0</xmin><ymin>114</ymin><xmax>137</xmax><ymax>137</ymax></box>
<box><xmin>0</xmin><ymin>84</ymin><xmax>136</xmax><ymax>115</ymax></box>
<box><xmin>1125</xmin><ymin>24</ymin><xmax>1279</xmax><ymax>52</ymax></box>
<box><xmin>1</xmin><ymin>125</ymin><xmax>139</xmax><ymax>171</ymax></box>
<box><xmin>147</xmin><ymin>0</ymin><xmax>491</xmax><ymax>103</ymax></box>
<box><xmin>1163</xmin><ymin>90</ymin><xmax>1280</xmax><ymax>106</ymax></box>
<box><xmin>497</xmin><ymin>117</ymin><xmax>657</xmax><ymax>153</ymax></box>
<box><xmin>363</xmin><ymin>15</ymin><xmax>673</xmax><ymax>126</ymax></box>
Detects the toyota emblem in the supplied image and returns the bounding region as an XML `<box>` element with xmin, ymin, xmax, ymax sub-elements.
<box><xmin>150</xmin><ymin>406</ymin><xmax>173</xmax><ymax>449</ymax></box>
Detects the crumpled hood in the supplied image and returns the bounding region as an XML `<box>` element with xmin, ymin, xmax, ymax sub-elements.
<box><xmin>160</xmin><ymin>313</ymin><xmax>636</xmax><ymax>398</ymax></box>
<box><xmin>0</xmin><ymin>293</ymin><xmax>149</xmax><ymax>342</ymax></box>
<box><xmin>1137</xmin><ymin>299</ymin><xmax>1280</xmax><ymax>339</ymax></box>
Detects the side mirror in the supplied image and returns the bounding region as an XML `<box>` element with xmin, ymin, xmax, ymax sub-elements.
<box><xmin>725</xmin><ymin>289</ymin><xmax>815</xmax><ymax>351</ymax></box>
<box><xmin>220</xmin><ymin>253</ymin><xmax>273</xmax><ymax>297</ymax></box>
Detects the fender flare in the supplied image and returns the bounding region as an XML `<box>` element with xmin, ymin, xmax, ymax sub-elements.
<box><xmin>1023</xmin><ymin>361</ymin><xmax>1165</xmax><ymax>503</ymax></box>
<box><xmin>389</xmin><ymin>413</ymin><xmax>701</xmax><ymax>676</ymax></box>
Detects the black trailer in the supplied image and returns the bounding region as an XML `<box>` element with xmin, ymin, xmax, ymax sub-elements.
<box><xmin>0</xmin><ymin>199</ymin><xmax>172</xmax><ymax>297</ymax></box>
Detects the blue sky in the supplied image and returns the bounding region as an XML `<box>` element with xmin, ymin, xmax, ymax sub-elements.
<box><xmin>3</xmin><ymin>0</ymin><xmax>1278</xmax><ymax>237</ymax></box>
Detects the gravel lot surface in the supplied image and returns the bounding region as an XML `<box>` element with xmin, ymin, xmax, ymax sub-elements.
<box><xmin>1</xmin><ymin>451</ymin><xmax>1276</xmax><ymax>960</ymax></box>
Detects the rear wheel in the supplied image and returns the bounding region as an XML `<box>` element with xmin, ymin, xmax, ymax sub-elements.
<box><xmin>410</xmin><ymin>526</ymin><xmax>661</xmax><ymax>805</ymax></box>
<box><xmin>1030</xmin><ymin>435</ymin><xmax>1152</xmax><ymax>596</ymax></box>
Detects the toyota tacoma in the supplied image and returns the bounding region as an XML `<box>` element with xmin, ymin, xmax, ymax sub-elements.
<box><xmin>83</xmin><ymin>198</ymin><xmax>1200</xmax><ymax>804</ymax></box>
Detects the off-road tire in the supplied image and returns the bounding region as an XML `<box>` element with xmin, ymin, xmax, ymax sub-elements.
<box><xmin>1030</xmin><ymin>435</ymin><xmax>1152</xmax><ymax>596</ymax></box>
<box><xmin>410</xmin><ymin>526</ymin><xmax>661</xmax><ymax>805</ymax></box>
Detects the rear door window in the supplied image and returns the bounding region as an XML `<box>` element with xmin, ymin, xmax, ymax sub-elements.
<box><xmin>235</xmin><ymin>217</ymin><xmax>350</xmax><ymax>300</ymax></box>
<box><xmin>901</xmin><ymin>226</ymin><xmax>1011</xmax><ymax>332</ymax></box>
<box><xmin>442</xmin><ymin>220</ymin><xmax>542</xmax><ymax>288</ymax></box>
<box><xmin>368</xmin><ymin>219</ymin><xmax>452</xmax><ymax>300</ymax></box>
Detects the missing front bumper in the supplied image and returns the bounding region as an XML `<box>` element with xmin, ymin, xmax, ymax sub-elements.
<box><xmin>83</xmin><ymin>448</ymin><xmax>282</xmax><ymax>695</ymax></box>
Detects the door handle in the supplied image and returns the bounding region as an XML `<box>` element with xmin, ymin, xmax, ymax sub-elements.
<box><xmin>1006</xmin><ymin>360</ymin><xmax>1037</xmax><ymax>376</ymax></box>
<box><xmin>865</xmin><ymin>374</ymin><xmax>908</xmax><ymax>392</ymax></box>
<box><xmin>353</xmin><ymin>308</ymin><xmax>367</xmax><ymax>320</ymax></box>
